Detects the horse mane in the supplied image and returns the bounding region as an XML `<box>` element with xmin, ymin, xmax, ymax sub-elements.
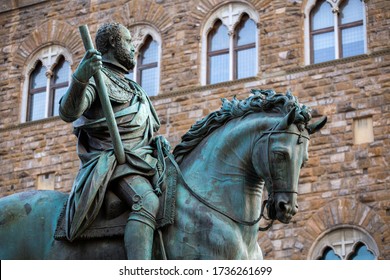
<box><xmin>173</xmin><ymin>89</ymin><xmax>312</xmax><ymax>163</ymax></box>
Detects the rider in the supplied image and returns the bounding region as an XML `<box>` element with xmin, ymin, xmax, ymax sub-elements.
<box><xmin>59</xmin><ymin>22</ymin><xmax>166</xmax><ymax>259</ymax></box>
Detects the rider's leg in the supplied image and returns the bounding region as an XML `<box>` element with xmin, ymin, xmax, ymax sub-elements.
<box><xmin>113</xmin><ymin>175</ymin><xmax>159</xmax><ymax>260</ymax></box>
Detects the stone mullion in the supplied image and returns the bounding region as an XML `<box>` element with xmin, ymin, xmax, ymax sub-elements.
<box><xmin>228</xmin><ymin>30</ymin><xmax>234</xmax><ymax>81</ymax></box>
<box><xmin>44</xmin><ymin>70</ymin><xmax>53</xmax><ymax>119</ymax></box>
<box><xmin>333</xmin><ymin>7</ymin><xmax>340</xmax><ymax>60</ymax></box>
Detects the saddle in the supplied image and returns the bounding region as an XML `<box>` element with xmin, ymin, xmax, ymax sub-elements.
<box><xmin>54</xmin><ymin>157</ymin><xmax>178</xmax><ymax>241</ymax></box>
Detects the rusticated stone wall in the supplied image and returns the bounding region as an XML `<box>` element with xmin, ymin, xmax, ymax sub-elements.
<box><xmin>0</xmin><ymin>0</ymin><xmax>389</xmax><ymax>259</ymax></box>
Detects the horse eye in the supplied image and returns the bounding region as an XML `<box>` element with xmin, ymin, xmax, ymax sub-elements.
<box><xmin>273</xmin><ymin>151</ymin><xmax>287</xmax><ymax>161</ymax></box>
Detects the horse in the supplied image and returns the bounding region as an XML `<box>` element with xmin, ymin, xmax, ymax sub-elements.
<box><xmin>0</xmin><ymin>90</ymin><xmax>326</xmax><ymax>259</ymax></box>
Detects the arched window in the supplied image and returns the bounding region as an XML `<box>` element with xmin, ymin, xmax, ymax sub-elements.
<box><xmin>339</xmin><ymin>0</ymin><xmax>365</xmax><ymax>58</ymax></box>
<box><xmin>201</xmin><ymin>3</ymin><xmax>259</xmax><ymax>85</ymax></box>
<box><xmin>207</xmin><ymin>20</ymin><xmax>230</xmax><ymax>84</ymax></box>
<box><xmin>138</xmin><ymin>36</ymin><xmax>159</xmax><ymax>96</ymax></box>
<box><xmin>318</xmin><ymin>247</ymin><xmax>342</xmax><ymax>260</ymax></box>
<box><xmin>305</xmin><ymin>0</ymin><xmax>366</xmax><ymax>64</ymax></box>
<box><xmin>348</xmin><ymin>242</ymin><xmax>375</xmax><ymax>260</ymax></box>
<box><xmin>28</xmin><ymin>61</ymin><xmax>47</xmax><ymax>121</ymax></box>
<box><xmin>127</xmin><ymin>25</ymin><xmax>161</xmax><ymax>97</ymax></box>
<box><xmin>234</xmin><ymin>15</ymin><xmax>257</xmax><ymax>79</ymax></box>
<box><xmin>50</xmin><ymin>56</ymin><xmax>70</xmax><ymax>116</ymax></box>
<box><xmin>23</xmin><ymin>46</ymin><xmax>72</xmax><ymax>122</ymax></box>
<box><xmin>310</xmin><ymin>227</ymin><xmax>379</xmax><ymax>260</ymax></box>
<box><xmin>318</xmin><ymin>242</ymin><xmax>376</xmax><ymax>260</ymax></box>
<box><xmin>310</xmin><ymin>0</ymin><xmax>335</xmax><ymax>63</ymax></box>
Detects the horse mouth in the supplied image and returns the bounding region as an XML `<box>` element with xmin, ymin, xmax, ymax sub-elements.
<box><xmin>267</xmin><ymin>201</ymin><xmax>295</xmax><ymax>224</ymax></box>
<box><xmin>276</xmin><ymin>213</ymin><xmax>293</xmax><ymax>224</ymax></box>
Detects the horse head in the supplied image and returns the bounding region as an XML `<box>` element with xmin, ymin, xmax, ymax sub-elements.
<box><xmin>251</xmin><ymin>96</ymin><xmax>327</xmax><ymax>225</ymax></box>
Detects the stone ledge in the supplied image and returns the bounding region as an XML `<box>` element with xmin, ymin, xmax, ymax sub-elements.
<box><xmin>0</xmin><ymin>116</ymin><xmax>64</xmax><ymax>133</ymax></box>
<box><xmin>286</xmin><ymin>48</ymin><xmax>390</xmax><ymax>74</ymax></box>
<box><xmin>0</xmin><ymin>0</ymin><xmax>48</xmax><ymax>14</ymax></box>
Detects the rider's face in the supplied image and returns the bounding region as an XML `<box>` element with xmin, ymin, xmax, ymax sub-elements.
<box><xmin>114</xmin><ymin>27</ymin><xmax>136</xmax><ymax>71</ymax></box>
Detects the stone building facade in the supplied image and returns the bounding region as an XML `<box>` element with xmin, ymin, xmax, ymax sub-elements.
<box><xmin>0</xmin><ymin>0</ymin><xmax>389</xmax><ymax>259</ymax></box>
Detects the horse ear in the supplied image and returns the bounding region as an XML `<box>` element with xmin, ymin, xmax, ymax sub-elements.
<box><xmin>307</xmin><ymin>116</ymin><xmax>327</xmax><ymax>134</ymax></box>
<box><xmin>276</xmin><ymin>107</ymin><xmax>296</xmax><ymax>131</ymax></box>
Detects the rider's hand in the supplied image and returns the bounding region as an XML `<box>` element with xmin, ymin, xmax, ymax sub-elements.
<box><xmin>157</xmin><ymin>135</ymin><xmax>171</xmax><ymax>152</ymax></box>
<box><xmin>73</xmin><ymin>49</ymin><xmax>102</xmax><ymax>83</ymax></box>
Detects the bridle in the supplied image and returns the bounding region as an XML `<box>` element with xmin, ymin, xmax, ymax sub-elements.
<box><xmin>159</xmin><ymin>126</ymin><xmax>310</xmax><ymax>232</ymax></box>
<box><xmin>255</xmin><ymin>126</ymin><xmax>310</xmax><ymax>231</ymax></box>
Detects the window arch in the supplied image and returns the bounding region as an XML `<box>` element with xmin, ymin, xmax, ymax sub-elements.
<box><xmin>137</xmin><ymin>35</ymin><xmax>159</xmax><ymax>96</ymax></box>
<box><xmin>318</xmin><ymin>247</ymin><xmax>342</xmax><ymax>260</ymax></box>
<box><xmin>128</xmin><ymin>25</ymin><xmax>161</xmax><ymax>96</ymax></box>
<box><xmin>309</xmin><ymin>226</ymin><xmax>379</xmax><ymax>260</ymax></box>
<box><xmin>28</xmin><ymin>61</ymin><xmax>47</xmax><ymax>121</ymax></box>
<box><xmin>207</xmin><ymin>20</ymin><xmax>230</xmax><ymax>84</ymax></box>
<box><xmin>22</xmin><ymin>46</ymin><xmax>72</xmax><ymax>122</ymax></box>
<box><xmin>304</xmin><ymin>0</ymin><xmax>366</xmax><ymax>64</ymax></box>
<box><xmin>50</xmin><ymin>56</ymin><xmax>70</xmax><ymax>117</ymax></box>
<box><xmin>201</xmin><ymin>3</ymin><xmax>259</xmax><ymax>85</ymax></box>
<box><xmin>339</xmin><ymin>0</ymin><xmax>365</xmax><ymax>58</ymax></box>
<box><xmin>234</xmin><ymin>14</ymin><xmax>257</xmax><ymax>80</ymax></box>
<box><xmin>310</xmin><ymin>0</ymin><xmax>335</xmax><ymax>63</ymax></box>
<box><xmin>348</xmin><ymin>242</ymin><xmax>376</xmax><ymax>260</ymax></box>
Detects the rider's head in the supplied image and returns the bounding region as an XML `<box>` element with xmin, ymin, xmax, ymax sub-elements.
<box><xmin>95</xmin><ymin>22</ymin><xmax>136</xmax><ymax>71</ymax></box>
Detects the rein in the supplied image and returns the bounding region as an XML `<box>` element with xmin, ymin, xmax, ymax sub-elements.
<box><xmin>165</xmin><ymin>151</ymin><xmax>263</xmax><ymax>227</ymax></box>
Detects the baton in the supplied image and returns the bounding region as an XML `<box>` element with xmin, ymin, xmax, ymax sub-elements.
<box><xmin>78</xmin><ymin>25</ymin><xmax>126</xmax><ymax>164</ymax></box>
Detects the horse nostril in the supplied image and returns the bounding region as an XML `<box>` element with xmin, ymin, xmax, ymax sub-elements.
<box><xmin>278</xmin><ymin>201</ymin><xmax>287</xmax><ymax>212</ymax></box>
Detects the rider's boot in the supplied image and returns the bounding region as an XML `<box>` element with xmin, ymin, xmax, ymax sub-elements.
<box><xmin>124</xmin><ymin>210</ymin><xmax>156</xmax><ymax>259</ymax></box>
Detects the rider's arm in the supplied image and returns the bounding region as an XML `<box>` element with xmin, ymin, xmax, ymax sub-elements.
<box><xmin>59</xmin><ymin>76</ymin><xmax>96</xmax><ymax>122</ymax></box>
<box><xmin>59</xmin><ymin>49</ymin><xmax>101</xmax><ymax>123</ymax></box>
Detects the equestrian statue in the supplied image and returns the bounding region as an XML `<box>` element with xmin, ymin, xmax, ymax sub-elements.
<box><xmin>0</xmin><ymin>22</ymin><xmax>326</xmax><ymax>260</ymax></box>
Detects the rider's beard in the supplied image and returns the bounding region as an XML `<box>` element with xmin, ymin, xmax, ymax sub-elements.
<box><xmin>115</xmin><ymin>43</ymin><xmax>135</xmax><ymax>72</ymax></box>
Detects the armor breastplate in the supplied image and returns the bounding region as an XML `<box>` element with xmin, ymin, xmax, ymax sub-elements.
<box><xmin>101</xmin><ymin>67</ymin><xmax>134</xmax><ymax>103</ymax></box>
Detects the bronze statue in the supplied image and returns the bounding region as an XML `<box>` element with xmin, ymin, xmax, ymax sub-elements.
<box><xmin>59</xmin><ymin>22</ymin><xmax>164</xmax><ymax>260</ymax></box>
<box><xmin>0</xmin><ymin>89</ymin><xmax>326</xmax><ymax>259</ymax></box>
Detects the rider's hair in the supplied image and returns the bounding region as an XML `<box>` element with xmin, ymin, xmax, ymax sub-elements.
<box><xmin>95</xmin><ymin>22</ymin><xmax>125</xmax><ymax>54</ymax></box>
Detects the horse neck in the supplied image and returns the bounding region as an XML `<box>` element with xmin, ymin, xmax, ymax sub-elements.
<box><xmin>180</xmin><ymin>117</ymin><xmax>256</xmax><ymax>184</ymax></box>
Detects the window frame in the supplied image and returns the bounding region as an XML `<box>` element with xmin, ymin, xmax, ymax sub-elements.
<box><xmin>48</xmin><ymin>56</ymin><xmax>70</xmax><ymax>117</ymax></box>
<box><xmin>22</xmin><ymin>46</ymin><xmax>72</xmax><ymax>123</ymax></box>
<box><xmin>136</xmin><ymin>35</ymin><xmax>159</xmax><ymax>96</ymax></box>
<box><xmin>233</xmin><ymin>14</ymin><xmax>257</xmax><ymax>80</ymax></box>
<box><xmin>201</xmin><ymin>3</ymin><xmax>259</xmax><ymax>85</ymax></box>
<box><xmin>346</xmin><ymin>242</ymin><xmax>376</xmax><ymax>260</ymax></box>
<box><xmin>309</xmin><ymin>226</ymin><xmax>379</xmax><ymax>260</ymax></box>
<box><xmin>128</xmin><ymin>25</ymin><xmax>161</xmax><ymax>97</ymax></box>
<box><xmin>309</xmin><ymin>0</ymin><xmax>335</xmax><ymax>64</ymax></box>
<box><xmin>207</xmin><ymin>19</ymin><xmax>230</xmax><ymax>85</ymax></box>
<box><xmin>304</xmin><ymin>0</ymin><xmax>367</xmax><ymax>65</ymax></box>
<box><xmin>27</xmin><ymin>60</ymin><xmax>47</xmax><ymax>122</ymax></box>
<box><xmin>338</xmin><ymin>0</ymin><xmax>364</xmax><ymax>58</ymax></box>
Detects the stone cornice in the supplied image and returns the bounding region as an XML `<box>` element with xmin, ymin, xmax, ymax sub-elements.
<box><xmin>0</xmin><ymin>116</ymin><xmax>65</xmax><ymax>133</ymax></box>
<box><xmin>286</xmin><ymin>48</ymin><xmax>390</xmax><ymax>74</ymax></box>
<box><xmin>0</xmin><ymin>0</ymin><xmax>48</xmax><ymax>14</ymax></box>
